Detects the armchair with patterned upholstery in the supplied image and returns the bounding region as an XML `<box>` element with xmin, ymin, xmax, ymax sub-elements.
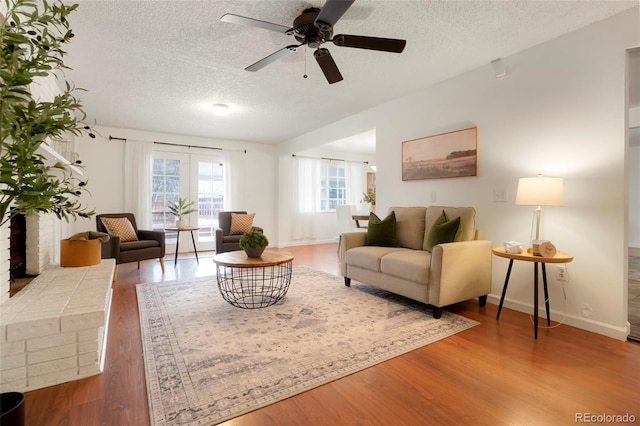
<box><xmin>215</xmin><ymin>211</ymin><xmax>263</xmax><ymax>253</ymax></box>
<box><xmin>96</xmin><ymin>213</ymin><xmax>165</xmax><ymax>280</ymax></box>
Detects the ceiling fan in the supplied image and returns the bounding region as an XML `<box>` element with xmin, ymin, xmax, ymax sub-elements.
<box><xmin>220</xmin><ymin>0</ymin><xmax>406</xmax><ymax>84</ymax></box>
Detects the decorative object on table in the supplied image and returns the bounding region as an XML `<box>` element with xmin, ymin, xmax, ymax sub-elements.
<box><xmin>0</xmin><ymin>0</ymin><xmax>96</xmax><ymax>228</ymax></box>
<box><xmin>167</xmin><ymin>197</ymin><xmax>197</xmax><ymax>229</ymax></box>
<box><xmin>515</xmin><ymin>174</ymin><xmax>563</xmax><ymax>253</ymax></box>
<box><xmin>402</xmin><ymin>127</ymin><xmax>477</xmax><ymax>181</ymax></box>
<box><xmin>60</xmin><ymin>231</ymin><xmax>110</xmax><ymax>267</ymax></box>
<box><xmin>239</xmin><ymin>229</ymin><xmax>269</xmax><ymax>258</ymax></box>
<box><xmin>503</xmin><ymin>241</ymin><xmax>523</xmax><ymax>254</ymax></box>
<box><xmin>361</xmin><ymin>188</ymin><xmax>376</xmax><ymax>212</ymax></box>
<box><xmin>136</xmin><ymin>266</ymin><xmax>478</xmax><ymax>426</ymax></box>
<box><xmin>535</xmin><ymin>240</ymin><xmax>557</xmax><ymax>258</ymax></box>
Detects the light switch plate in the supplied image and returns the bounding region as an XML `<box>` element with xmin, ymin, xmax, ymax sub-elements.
<box><xmin>493</xmin><ymin>188</ymin><xmax>507</xmax><ymax>202</ymax></box>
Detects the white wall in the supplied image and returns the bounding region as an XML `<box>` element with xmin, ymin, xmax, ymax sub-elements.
<box><xmin>277</xmin><ymin>8</ymin><xmax>639</xmax><ymax>340</ymax></box>
<box><xmin>70</xmin><ymin>126</ymin><xmax>278</xmax><ymax>243</ymax></box>
<box><xmin>629</xmin><ymin>106</ymin><xmax>640</xmax><ymax>247</ymax></box>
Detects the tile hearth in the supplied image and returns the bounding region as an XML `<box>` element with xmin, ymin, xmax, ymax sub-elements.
<box><xmin>0</xmin><ymin>259</ymin><xmax>115</xmax><ymax>392</ymax></box>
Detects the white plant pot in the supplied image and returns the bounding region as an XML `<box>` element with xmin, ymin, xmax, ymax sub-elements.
<box><xmin>176</xmin><ymin>219</ymin><xmax>185</xmax><ymax>229</ymax></box>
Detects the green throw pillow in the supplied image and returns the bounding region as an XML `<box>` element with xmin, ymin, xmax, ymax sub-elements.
<box><xmin>424</xmin><ymin>212</ymin><xmax>460</xmax><ymax>252</ymax></box>
<box><xmin>366</xmin><ymin>211</ymin><xmax>397</xmax><ymax>247</ymax></box>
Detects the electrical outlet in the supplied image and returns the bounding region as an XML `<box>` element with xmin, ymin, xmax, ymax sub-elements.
<box><xmin>430</xmin><ymin>191</ymin><xmax>437</xmax><ymax>203</ymax></box>
<box><xmin>556</xmin><ymin>265</ymin><xmax>568</xmax><ymax>282</ymax></box>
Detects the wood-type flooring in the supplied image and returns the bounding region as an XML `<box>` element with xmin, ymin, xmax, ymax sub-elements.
<box><xmin>22</xmin><ymin>243</ymin><xmax>640</xmax><ymax>425</ymax></box>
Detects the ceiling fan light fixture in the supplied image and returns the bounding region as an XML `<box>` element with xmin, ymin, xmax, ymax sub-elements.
<box><xmin>212</xmin><ymin>103</ymin><xmax>230</xmax><ymax>116</ymax></box>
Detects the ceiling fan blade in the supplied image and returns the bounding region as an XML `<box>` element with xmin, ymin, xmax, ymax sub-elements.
<box><xmin>245</xmin><ymin>45</ymin><xmax>301</xmax><ymax>72</ymax></box>
<box><xmin>221</xmin><ymin>13</ymin><xmax>291</xmax><ymax>34</ymax></box>
<box><xmin>315</xmin><ymin>0</ymin><xmax>355</xmax><ymax>28</ymax></box>
<box><xmin>333</xmin><ymin>34</ymin><xmax>406</xmax><ymax>53</ymax></box>
<box><xmin>314</xmin><ymin>48</ymin><xmax>343</xmax><ymax>84</ymax></box>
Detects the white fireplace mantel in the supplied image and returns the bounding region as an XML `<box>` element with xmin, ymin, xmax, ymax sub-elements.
<box><xmin>0</xmin><ymin>259</ymin><xmax>115</xmax><ymax>392</ymax></box>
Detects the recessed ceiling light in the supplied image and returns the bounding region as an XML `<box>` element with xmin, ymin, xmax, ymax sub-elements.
<box><xmin>212</xmin><ymin>103</ymin><xmax>230</xmax><ymax>116</ymax></box>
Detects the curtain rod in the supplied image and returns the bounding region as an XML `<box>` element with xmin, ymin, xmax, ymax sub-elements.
<box><xmin>108</xmin><ymin>136</ymin><xmax>246</xmax><ymax>153</ymax></box>
<box><xmin>291</xmin><ymin>153</ymin><xmax>368</xmax><ymax>164</ymax></box>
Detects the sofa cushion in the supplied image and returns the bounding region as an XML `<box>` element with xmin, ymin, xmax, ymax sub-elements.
<box><xmin>425</xmin><ymin>206</ymin><xmax>476</xmax><ymax>242</ymax></box>
<box><xmin>380</xmin><ymin>250</ymin><xmax>431</xmax><ymax>283</ymax></box>
<box><xmin>345</xmin><ymin>246</ymin><xmax>406</xmax><ymax>272</ymax></box>
<box><xmin>424</xmin><ymin>213</ymin><xmax>460</xmax><ymax>252</ymax></box>
<box><xmin>388</xmin><ymin>207</ymin><xmax>427</xmax><ymax>250</ymax></box>
<box><xmin>120</xmin><ymin>240</ymin><xmax>160</xmax><ymax>251</ymax></box>
<box><xmin>366</xmin><ymin>211</ymin><xmax>398</xmax><ymax>247</ymax></box>
<box><xmin>230</xmin><ymin>213</ymin><xmax>255</xmax><ymax>234</ymax></box>
<box><xmin>100</xmin><ymin>217</ymin><xmax>138</xmax><ymax>242</ymax></box>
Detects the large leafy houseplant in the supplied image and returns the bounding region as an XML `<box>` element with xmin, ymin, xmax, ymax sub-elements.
<box><xmin>0</xmin><ymin>0</ymin><xmax>94</xmax><ymax>227</ymax></box>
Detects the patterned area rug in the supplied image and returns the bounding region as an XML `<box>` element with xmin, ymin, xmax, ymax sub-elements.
<box><xmin>136</xmin><ymin>266</ymin><xmax>478</xmax><ymax>425</ymax></box>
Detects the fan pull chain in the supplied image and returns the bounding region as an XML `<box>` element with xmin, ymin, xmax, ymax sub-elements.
<box><xmin>303</xmin><ymin>47</ymin><xmax>308</xmax><ymax>79</ymax></box>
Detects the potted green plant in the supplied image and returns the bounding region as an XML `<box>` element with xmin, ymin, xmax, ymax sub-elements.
<box><xmin>361</xmin><ymin>188</ymin><xmax>376</xmax><ymax>212</ymax></box>
<box><xmin>168</xmin><ymin>197</ymin><xmax>197</xmax><ymax>228</ymax></box>
<box><xmin>0</xmin><ymin>0</ymin><xmax>95</xmax><ymax>227</ymax></box>
<box><xmin>239</xmin><ymin>229</ymin><xmax>269</xmax><ymax>258</ymax></box>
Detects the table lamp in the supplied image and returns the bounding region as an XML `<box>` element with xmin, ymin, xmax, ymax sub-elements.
<box><xmin>515</xmin><ymin>174</ymin><xmax>563</xmax><ymax>253</ymax></box>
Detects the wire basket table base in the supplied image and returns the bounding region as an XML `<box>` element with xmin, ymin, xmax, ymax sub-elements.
<box><xmin>215</xmin><ymin>259</ymin><xmax>293</xmax><ymax>308</ymax></box>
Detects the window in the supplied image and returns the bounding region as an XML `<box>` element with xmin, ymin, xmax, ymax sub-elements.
<box><xmin>152</xmin><ymin>158</ymin><xmax>181</xmax><ymax>230</ymax></box>
<box><xmin>194</xmin><ymin>160</ymin><xmax>224</xmax><ymax>241</ymax></box>
<box><xmin>320</xmin><ymin>163</ymin><xmax>346</xmax><ymax>211</ymax></box>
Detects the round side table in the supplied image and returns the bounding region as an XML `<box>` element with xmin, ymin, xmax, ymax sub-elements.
<box><xmin>212</xmin><ymin>250</ymin><xmax>294</xmax><ymax>309</ymax></box>
<box><xmin>492</xmin><ymin>247</ymin><xmax>574</xmax><ymax>339</ymax></box>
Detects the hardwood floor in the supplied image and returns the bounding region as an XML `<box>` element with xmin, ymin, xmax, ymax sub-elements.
<box><xmin>23</xmin><ymin>244</ymin><xmax>640</xmax><ymax>425</ymax></box>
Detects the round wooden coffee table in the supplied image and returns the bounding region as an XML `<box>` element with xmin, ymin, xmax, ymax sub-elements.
<box><xmin>212</xmin><ymin>250</ymin><xmax>294</xmax><ymax>308</ymax></box>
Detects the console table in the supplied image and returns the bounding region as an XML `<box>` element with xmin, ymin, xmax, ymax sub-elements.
<box><xmin>492</xmin><ymin>247</ymin><xmax>574</xmax><ymax>339</ymax></box>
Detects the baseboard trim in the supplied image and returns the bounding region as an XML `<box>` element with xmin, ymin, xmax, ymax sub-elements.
<box><xmin>277</xmin><ymin>239</ymin><xmax>337</xmax><ymax>248</ymax></box>
<box><xmin>486</xmin><ymin>295</ymin><xmax>630</xmax><ymax>341</ymax></box>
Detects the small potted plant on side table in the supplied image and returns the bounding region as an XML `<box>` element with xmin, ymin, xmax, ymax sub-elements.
<box><xmin>361</xmin><ymin>188</ymin><xmax>376</xmax><ymax>213</ymax></box>
<box><xmin>168</xmin><ymin>197</ymin><xmax>197</xmax><ymax>229</ymax></box>
<box><xmin>239</xmin><ymin>229</ymin><xmax>269</xmax><ymax>258</ymax></box>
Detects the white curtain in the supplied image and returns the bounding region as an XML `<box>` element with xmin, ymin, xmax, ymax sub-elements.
<box><xmin>346</xmin><ymin>162</ymin><xmax>367</xmax><ymax>209</ymax></box>
<box><xmin>124</xmin><ymin>139</ymin><xmax>153</xmax><ymax>229</ymax></box>
<box><xmin>291</xmin><ymin>156</ymin><xmax>321</xmax><ymax>239</ymax></box>
<box><xmin>222</xmin><ymin>150</ymin><xmax>244</xmax><ymax>210</ymax></box>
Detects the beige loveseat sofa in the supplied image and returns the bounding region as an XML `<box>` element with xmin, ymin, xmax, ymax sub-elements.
<box><xmin>340</xmin><ymin>206</ymin><xmax>492</xmax><ymax>318</ymax></box>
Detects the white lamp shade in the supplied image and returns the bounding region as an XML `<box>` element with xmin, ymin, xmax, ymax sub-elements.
<box><xmin>515</xmin><ymin>176</ymin><xmax>563</xmax><ymax>206</ymax></box>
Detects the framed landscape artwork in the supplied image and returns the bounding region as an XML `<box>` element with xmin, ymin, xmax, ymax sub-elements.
<box><xmin>402</xmin><ymin>127</ymin><xmax>478</xmax><ymax>180</ymax></box>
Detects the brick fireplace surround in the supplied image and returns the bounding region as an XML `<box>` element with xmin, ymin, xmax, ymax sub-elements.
<box><xmin>0</xmin><ymin>212</ymin><xmax>116</xmax><ymax>392</ymax></box>
<box><xmin>0</xmin><ymin>260</ymin><xmax>115</xmax><ymax>392</ymax></box>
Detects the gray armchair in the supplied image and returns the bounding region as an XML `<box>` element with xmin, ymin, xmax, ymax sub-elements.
<box><xmin>215</xmin><ymin>211</ymin><xmax>263</xmax><ymax>253</ymax></box>
<box><xmin>96</xmin><ymin>213</ymin><xmax>165</xmax><ymax>280</ymax></box>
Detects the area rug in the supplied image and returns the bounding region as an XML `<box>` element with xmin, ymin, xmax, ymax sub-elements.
<box><xmin>136</xmin><ymin>265</ymin><xmax>478</xmax><ymax>425</ymax></box>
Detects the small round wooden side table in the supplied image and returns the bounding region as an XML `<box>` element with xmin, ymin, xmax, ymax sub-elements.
<box><xmin>165</xmin><ymin>226</ymin><xmax>200</xmax><ymax>266</ymax></box>
<box><xmin>492</xmin><ymin>247</ymin><xmax>574</xmax><ymax>339</ymax></box>
<box><xmin>212</xmin><ymin>250</ymin><xmax>294</xmax><ymax>308</ymax></box>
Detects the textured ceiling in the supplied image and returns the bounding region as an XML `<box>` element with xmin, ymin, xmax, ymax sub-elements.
<box><xmin>63</xmin><ymin>1</ymin><xmax>636</xmax><ymax>147</ymax></box>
